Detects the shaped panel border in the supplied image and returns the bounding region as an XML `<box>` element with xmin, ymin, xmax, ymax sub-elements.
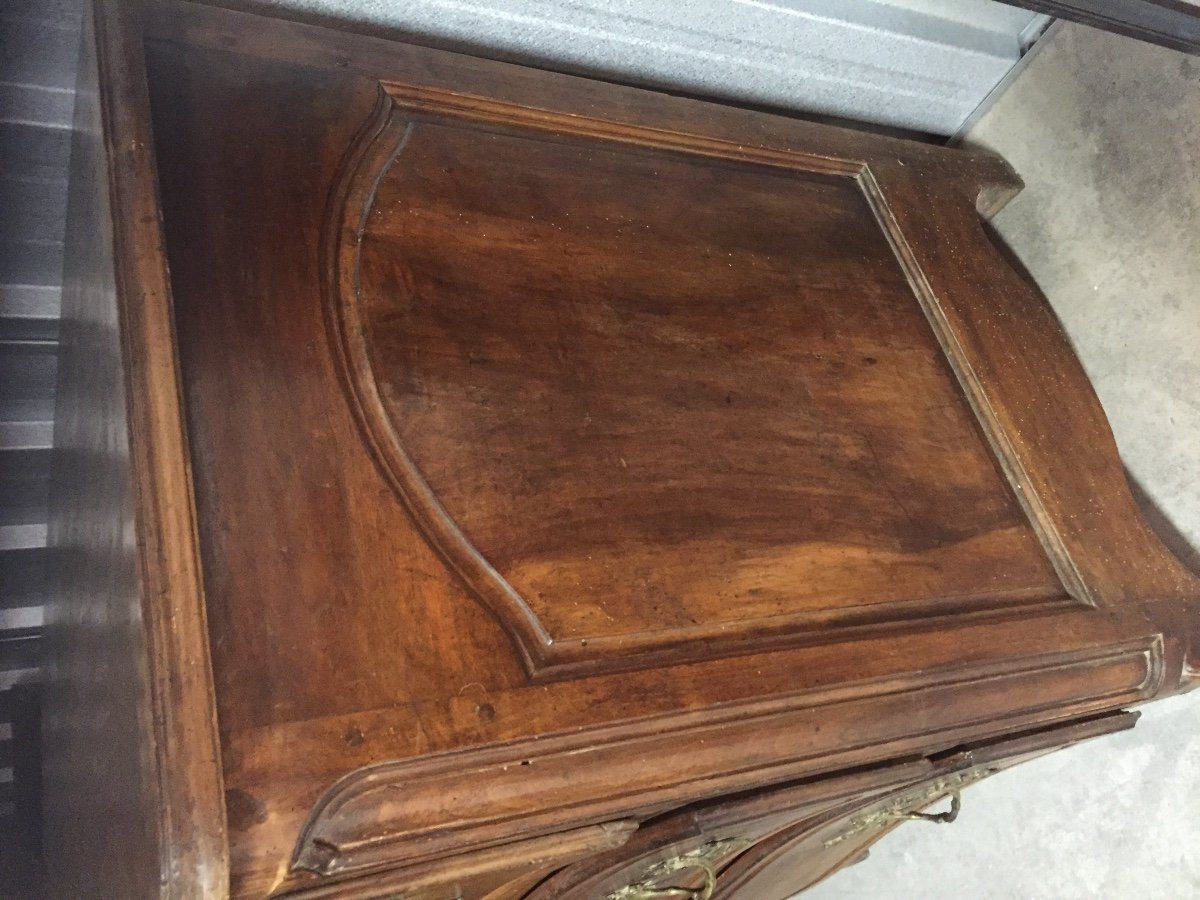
<box><xmin>322</xmin><ymin>83</ymin><xmax>1083</xmax><ymax>679</ymax></box>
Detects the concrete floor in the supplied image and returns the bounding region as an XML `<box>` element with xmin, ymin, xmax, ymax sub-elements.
<box><xmin>807</xmin><ymin>22</ymin><xmax>1200</xmax><ymax>900</ymax></box>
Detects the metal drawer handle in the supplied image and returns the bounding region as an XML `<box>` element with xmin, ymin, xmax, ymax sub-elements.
<box><xmin>891</xmin><ymin>790</ymin><xmax>961</xmax><ymax>825</ymax></box>
<box><xmin>606</xmin><ymin>838</ymin><xmax>747</xmax><ymax>900</ymax></box>
<box><xmin>825</xmin><ymin>768</ymin><xmax>995</xmax><ymax>847</ymax></box>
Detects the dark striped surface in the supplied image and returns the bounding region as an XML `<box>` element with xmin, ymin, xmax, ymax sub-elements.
<box><xmin>1</xmin><ymin>0</ymin><xmax>81</xmax><ymax>892</ymax></box>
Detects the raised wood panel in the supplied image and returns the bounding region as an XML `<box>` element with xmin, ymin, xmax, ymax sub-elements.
<box><xmin>146</xmin><ymin>0</ymin><xmax>1200</xmax><ymax>617</ymax></box>
<box><xmin>329</xmin><ymin>86</ymin><xmax>1065</xmax><ymax>676</ymax></box>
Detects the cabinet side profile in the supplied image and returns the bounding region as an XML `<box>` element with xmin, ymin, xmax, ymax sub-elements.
<box><xmin>43</xmin><ymin>1</ymin><xmax>227</xmax><ymax>897</ymax></box>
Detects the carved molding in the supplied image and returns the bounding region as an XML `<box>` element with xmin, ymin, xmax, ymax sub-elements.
<box><xmin>288</xmin><ymin>637</ymin><xmax>1161</xmax><ymax>880</ymax></box>
<box><xmin>274</xmin><ymin>820</ymin><xmax>638</xmax><ymax>899</ymax></box>
<box><xmin>323</xmin><ymin>83</ymin><xmax>1085</xmax><ymax>680</ymax></box>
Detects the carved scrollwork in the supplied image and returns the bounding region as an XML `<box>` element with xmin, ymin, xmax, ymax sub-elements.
<box><xmin>604</xmin><ymin>838</ymin><xmax>750</xmax><ymax>900</ymax></box>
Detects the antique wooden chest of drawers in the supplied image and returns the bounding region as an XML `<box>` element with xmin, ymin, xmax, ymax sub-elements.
<box><xmin>45</xmin><ymin>1</ymin><xmax>1199</xmax><ymax>897</ymax></box>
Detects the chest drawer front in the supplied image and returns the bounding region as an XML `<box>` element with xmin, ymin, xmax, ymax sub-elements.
<box><xmin>525</xmin><ymin>712</ymin><xmax>1137</xmax><ymax>900</ymax></box>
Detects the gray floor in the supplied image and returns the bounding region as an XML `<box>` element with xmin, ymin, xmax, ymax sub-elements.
<box><xmin>807</xmin><ymin>22</ymin><xmax>1200</xmax><ymax>899</ymax></box>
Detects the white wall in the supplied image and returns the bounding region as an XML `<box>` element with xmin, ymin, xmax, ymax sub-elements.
<box><xmin>236</xmin><ymin>0</ymin><xmax>1044</xmax><ymax>134</ymax></box>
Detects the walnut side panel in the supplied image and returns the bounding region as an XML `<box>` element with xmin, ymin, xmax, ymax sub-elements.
<box><xmin>146</xmin><ymin>0</ymin><xmax>1200</xmax><ymax>703</ymax></box>
<box><xmin>124</xmin><ymin>8</ymin><xmax>1200</xmax><ymax>900</ymax></box>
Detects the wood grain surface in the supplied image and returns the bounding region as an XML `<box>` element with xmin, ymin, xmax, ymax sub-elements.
<box><xmin>332</xmin><ymin>89</ymin><xmax>1062</xmax><ymax>673</ymax></box>
<box><xmin>45</xmin><ymin>1</ymin><xmax>1199</xmax><ymax>896</ymax></box>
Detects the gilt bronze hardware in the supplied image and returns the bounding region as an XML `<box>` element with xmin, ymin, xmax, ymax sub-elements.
<box><xmin>825</xmin><ymin>768</ymin><xmax>997</xmax><ymax>847</ymax></box>
<box><xmin>605</xmin><ymin>838</ymin><xmax>749</xmax><ymax>900</ymax></box>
